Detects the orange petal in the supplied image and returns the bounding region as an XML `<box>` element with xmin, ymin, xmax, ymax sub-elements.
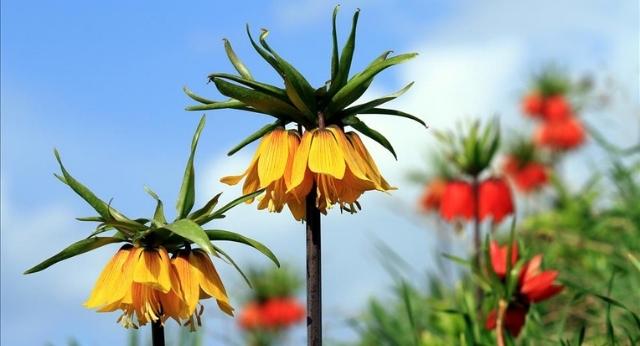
<box><xmin>308</xmin><ymin>129</ymin><xmax>345</xmax><ymax>179</ymax></box>
<box><xmin>257</xmin><ymin>128</ymin><xmax>289</xmax><ymax>188</ymax></box>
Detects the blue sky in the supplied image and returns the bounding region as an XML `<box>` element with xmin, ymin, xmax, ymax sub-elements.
<box><xmin>2</xmin><ymin>1</ymin><xmax>637</xmax><ymax>345</ymax></box>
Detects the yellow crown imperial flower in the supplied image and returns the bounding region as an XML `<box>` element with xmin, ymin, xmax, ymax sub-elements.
<box><xmin>186</xmin><ymin>7</ymin><xmax>426</xmax><ymax>220</ymax></box>
<box><xmin>25</xmin><ymin>117</ymin><xmax>280</xmax><ymax>331</ymax></box>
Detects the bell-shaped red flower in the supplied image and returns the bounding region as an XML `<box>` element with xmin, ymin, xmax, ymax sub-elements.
<box><xmin>262</xmin><ymin>297</ymin><xmax>305</xmax><ymax>328</ymax></box>
<box><xmin>420</xmin><ymin>179</ymin><xmax>447</xmax><ymax>212</ymax></box>
<box><xmin>542</xmin><ymin>95</ymin><xmax>571</xmax><ymax>122</ymax></box>
<box><xmin>479</xmin><ymin>178</ymin><xmax>514</xmax><ymax>223</ymax></box>
<box><xmin>439</xmin><ymin>181</ymin><xmax>474</xmax><ymax>221</ymax></box>
<box><xmin>489</xmin><ymin>240</ymin><xmax>519</xmax><ymax>278</ymax></box>
<box><xmin>238</xmin><ymin>302</ymin><xmax>264</xmax><ymax>330</ymax></box>
<box><xmin>534</xmin><ymin>117</ymin><xmax>585</xmax><ymax>150</ymax></box>
<box><xmin>485</xmin><ymin>305</ymin><xmax>528</xmax><ymax>337</ymax></box>
<box><xmin>522</xmin><ymin>93</ymin><xmax>545</xmax><ymax>118</ymax></box>
<box><xmin>503</xmin><ymin>156</ymin><xmax>548</xmax><ymax>193</ymax></box>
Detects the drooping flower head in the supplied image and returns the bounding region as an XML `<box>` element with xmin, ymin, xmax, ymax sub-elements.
<box><xmin>439</xmin><ymin>180</ymin><xmax>474</xmax><ymax>221</ymax></box>
<box><xmin>534</xmin><ymin>116</ymin><xmax>585</xmax><ymax>151</ymax></box>
<box><xmin>420</xmin><ymin>178</ymin><xmax>447</xmax><ymax>212</ymax></box>
<box><xmin>185</xmin><ymin>7</ymin><xmax>425</xmax><ymax>220</ymax></box>
<box><xmin>479</xmin><ymin>177</ymin><xmax>514</xmax><ymax>224</ymax></box>
<box><xmin>25</xmin><ymin>117</ymin><xmax>280</xmax><ymax>330</ymax></box>
<box><xmin>502</xmin><ymin>138</ymin><xmax>549</xmax><ymax>193</ymax></box>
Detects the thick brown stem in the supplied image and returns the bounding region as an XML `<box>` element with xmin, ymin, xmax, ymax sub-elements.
<box><xmin>306</xmin><ymin>188</ymin><xmax>322</xmax><ymax>346</ymax></box>
<box><xmin>151</xmin><ymin>320</ymin><xmax>165</xmax><ymax>346</ymax></box>
<box><xmin>496</xmin><ymin>299</ymin><xmax>508</xmax><ymax>346</ymax></box>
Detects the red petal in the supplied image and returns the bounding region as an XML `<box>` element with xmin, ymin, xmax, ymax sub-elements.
<box><xmin>521</xmin><ymin>271</ymin><xmax>559</xmax><ymax>299</ymax></box>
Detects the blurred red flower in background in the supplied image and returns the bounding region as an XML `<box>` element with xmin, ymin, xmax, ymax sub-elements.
<box><xmin>522</xmin><ymin>93</ymin><xmax>545</xmax><ymax>118</ymax></box>
<box><xmin>534</xmin><ymin>117</ymin><xmax>585</xmax><ymax>150</ymax></box>
<box><xmin>489</xmin><ymin>240</ymin><xmax>519</xmax><ymax>278</ymax></box>
<box><xmin>439</xmin><ymin>181</ymin><xmax>474</xmax><ymax>221</ymax></box>
<box><xmin>238</xmin><ymin>298</ymin><xmax>305</xmax><ymax>330</ymax></box>
<box><xmin>486</xmin><ymin>242</ymin><xmax>564</xmax><ymax>337</ymax></box>
<box><xmin>542</xmin><ymin>95</ymin><xmax>572</xmax><ymax>122</ymax></box>
<box><xmin>479</xmin><ymin>178</ymin><xmax>514</xmax><ymax>223</ymax></box>
<box><xmin>503</xmin><ymin>156</ymin><xmax>549</xmax><ymax>193</ymax></box>
<box><xmin>420</xmin><ymin>179</ymin><xmax>447</xmax><ymax>212</ymax></box>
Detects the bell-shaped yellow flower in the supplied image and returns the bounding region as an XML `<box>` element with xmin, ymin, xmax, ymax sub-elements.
<box><xmin>289</xmin><ymin>126</ymin><xmax>394</xmax><ymax>213</ymax></box>
<box><xmin>84</xmin><ymin>245</ymin><xmax>232</xmax><ymax>329</ymax></box>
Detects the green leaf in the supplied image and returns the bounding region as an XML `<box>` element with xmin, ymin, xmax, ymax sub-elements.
<box><xmin>338</xmin><ymin>82</ymin><xmax>415</xmax><ymax>117</ymax></box>
<box><xmin>258</xmin><ymin>29</ymin><xmax>317</xmax><ymax>119</ymax></box>
<box><xmin>357</xmin><ymin>108</ymin><xmax>426</xmax><ymax>127</ymax></box>
<box><xmin>183</xmin><ymin>86</ymin><xmax>217</xmax><ymax>105</ymax></box>
<box><xmin>208</xmin><ymin>73</ymin><xmax>288</xmax><ymax>101</ymax></box>
<box><xmin>176</xmin><ymin>116</ymin><xmax>205</xmax><ymax>219</ymax></box>
<box><xmin>144</xmin><ymin>186</ymin><xmax>167</xmax><ymax>226</ymax></box>
<box><xmin>223</xmin><ymin>38</ymin><xmax>253</xmax><ymax>80</ymax></box>
<box><xmin>189</xmin><ymin>192</ymin><xmax>222</xmax><ymax>223</ymax></box>
<box><xmin>184</xmin><ymin>98</ymin><xmax>247</xmax><ymax>112</ymax></box>
<box><xmin>330</xmin><ymin>5</ymin><xmax>340</xmax><ymax>81</ymax></box>
<box><xmin>226</xmin><ymin>121</ymin><xmax>283</xmax><ymax>156</ymax></box>
<box><xmin>329</xmin><ymin>9</ymin><xmax>360</xmax><ymax>96</ymax></box>
<box><xmin>329</xmin><ymin>52</ymin><xmax>418</xmax><ymax>113</ymax></box>
<box><xmin>198</xmin><ymin>189</ymin><xmax>265</xmax><ymax>225</ymax></box>
<box><xmin>349</xmin><ymin>118</ymin><xmax>397</xmax><ymax>159</ymax></box>
<box><xmin>163</xmin><ymin>219</ymin><xmax>216</xmax><ymax>256</ymax></box>
<box><xmin>211</xmin><ymin>243</ymin><xmax>252</xmax><ymax>288</ymax></box>
<box><xmin>205</xmin><ymin>229</ymin><xmax>280</xmax><ymax>267</ymax></box>
<box><xmin>24</xmin><ymin>237</ymin><xmax>125</xmax><ymax>274</ymax></box>
<box><xmin>76</xmin><ymin>216</ymin><xmax>104</xmax><ymax>222</ymax></box>
<box><xmin>245</xmin><ymin>25</ymin><xmax>282</xmax><ymax>76</ymax></box>
<box><xmin>212</xmin><ymin>78</ymin><xmax>302</xmax><ymax>121</ymax></box>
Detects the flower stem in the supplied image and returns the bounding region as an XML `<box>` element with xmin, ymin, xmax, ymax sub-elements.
<box><xmin>472</xmin><ymin>175</ymin><xmax>482</xmax><ymax>305</ymax></box>
<box><xmin>151</xmin><ymin>320</ymin><xmax>165</xmax><ymax>346</ymax></box>
<box><xmin>496</xmin><ymin>299</ymin><xmax>508</xmax><ymax>346</ymax></box>
<box><xmin>305</xmin><ymin>188</ymin><xmax>322</xmax><ymax>346</ymax></box>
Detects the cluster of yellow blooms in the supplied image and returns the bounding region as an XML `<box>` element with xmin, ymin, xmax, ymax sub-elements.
<box><xmin>222</xmin><ymin>126</ymin><xmax>394</xmax><ymax>220</ymax></box>
<box><xmin>85</xmin><ymin>245</ymin><xmax>232</xmax><ymax>329</ymax></box>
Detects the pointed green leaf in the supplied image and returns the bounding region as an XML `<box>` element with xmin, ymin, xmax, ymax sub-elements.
<box><xmin>189</xmin><ymin>192</ymin><xmax>222</xmax><ymax>222</ymax></box>
<box><xmin>258</xmin><ymin>29</ymin><xmax>317</xmax><ymax>119</ymax></box>
<box><xmin>198</xmin><ymin>189</ymin><xmax>265</xmax><ymax>225</ymax></box>
<box><xmin>144</xmin><ymin>186</ymin><xmax>167</xmax><ymax>226</ymax></box>
<box><xmin>349</xmin><ymin>118</ymin><xmax>397</xmax><ymax>159</ymax></box>
<box><xmin>164</xmin><ymin>219</ymin><xmax>216</xmax><ymax>256</ymax></box>
<box><xmin>329</xmin><ymin>53</ymin><xmax>418</xmax><ymax>113</ymax></box>
<box><xmin>205</xmin><ymin>229</ymin><xmax>280</xmax><ymax>267</ymax></box>
<box><xmin>246</xmin><ymin>25</ymin><xmax>282</xmax><ymax>76</ymax></box>
<box><xmin>76</xmin><ymin>216</ymin><xmax>104</xmax><ymax>222</ymax></box>
<box><xmin>211</xmin><ymin>243</ymin><xmax>252</xmax><ymax>288</ymax></box>
<box><xmin>24</xmin><ymin>237</ymin><xmax>125</xmax><ymax>274</ymax></box>
<box><xmin>329</xmin><ymin>9</ymin><xmax>360</xmax><ymax>96</ymax></box>
<box><xmin>223</xmin><ymin>38</ymin><xmax>253</xmax><ymax>80</ymax></box>
<box><xmin>226</xmin><ymin>121</ymin><xmax>283</xmax><ymax>156</ymax></box>
<box><xmin>356</xmin><ymin>108</ymin><xmax>427</xmax><ymax>127</ymax></box>
<box><xmin>212</xmin><ymin>78</ymin><xmax>303</xmax><ymax>121</ymax></box>
<box><xmin>208</xmin><ymin>73</ymin><xmax>288</xmax><ymax>101</ymax></box>
<box><xmin>330</xmin><ymin>5</ymin><xmax>340</xmax><ymax>81</ymax></box>
<box><xmin>339</xmin><ymin>82</ymin><xmax>415</xmax><ymax>117</ymax></box>
<box><xmin>176</xmin><ymin>116</ymin><xmax>205</xmax><ymax>219</ymax></box>
<box><xmin>185</xmin><ymin>98</ymin><xmax>247</xmax><ymax>112</ymax></box>
<box><xmin>183</xmin><ymin>86</ymin><xmax>217</xmax><ymax>105</ymax></box>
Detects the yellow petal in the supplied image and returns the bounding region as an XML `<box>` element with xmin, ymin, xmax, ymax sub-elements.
<box><xmin>308</xmin><ymin>129</ymin><xmax>345</xmax><ymax>179</ymax></box>
<box><xmin>220</xmin><ymin>136</ymin><xmax>263</xmax><ymax>185</ymax></box>
<box><xmin>347</xmin><ymin>132</ymin><xmax>395</xmax><ymax>191</ymax></box>
<box><xmin>132</xmin><ymin>247</ymin><xmax>171</xmax><ymax>293</ymax></box>
<box><xmin>327</xmin><ymin>126</ymin><xmax>370</xmax><ymax>182</ymax></box>
<box><xmin>192</xmin><ymin>250</ymin><xmax>234</xmax><ymax>316</ymax></box>
<box><xmin>257</xmin><ymin>128</ymin><xmax>289</xmax><ymax>188</ymax></box>
<box><xmin>84</xmin><ymin>245</ymin><xmax>135</xmax><ymax>309</ymax></box>
<box><xmin>283</xmin><ymin>130</ymin><xmax>301</xmax><ymax>189</ymax></box>
<box><xmin>172</xmin><ymin>251</ymin><xmax>200</xmax><ymax>317</ymax></box>
<box><xmin>289</xmin><ymin>130</ymin><xmax>314</xmax><ymax>190</ymax></box>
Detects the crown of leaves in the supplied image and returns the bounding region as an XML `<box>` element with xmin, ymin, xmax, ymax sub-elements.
<box><xmin>25</xmin><ymin>116</ymin><xmax>278</xmax><ymax>287</ymax></box>
<box><xmin>184</xmin><ymin>6</ymin><xmax>426</xmax><ymax>159</ymax></box>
